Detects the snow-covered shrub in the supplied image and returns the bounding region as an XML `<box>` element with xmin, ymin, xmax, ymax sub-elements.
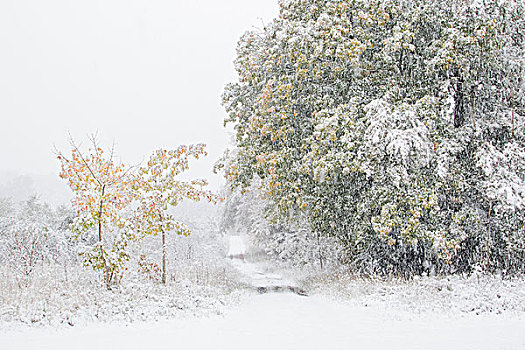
<box><xmin>256</xmin><ymin>224</ymin><xmax>344</xmax><ymax>269</ymax></box>
<box><xmin>0</xmin><ymin>196</ymin><xmax>76</xmax><ymax>283</ymax></box>
<box><xmin>220</xmin><ymin>180</ymin><xmax>343</xmax><ymax>268</ymax></box>
<box><xmin>0</xmin><ymin>199</ymin><xmax>241</xmax><ymax>327</ymax></box>
<box><xmin>300</xmin><ymin>271</ymin><xmax>525</xmax><ymax>317</ymax></box>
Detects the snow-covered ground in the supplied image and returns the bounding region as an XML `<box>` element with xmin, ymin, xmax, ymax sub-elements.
<box><xmin>2</xmin><ymin>235</ymin><xmax>525</xmax><ymax>350</ymax></box>
<box><xmin>227</xmin><ymin>235</ymin><xmax>299</xmax><ymax>291</ymax></box>
<box><xmin>2</xmin><ymin>292</ymin><xmax>525</xmax><ymax>350</ymax></box>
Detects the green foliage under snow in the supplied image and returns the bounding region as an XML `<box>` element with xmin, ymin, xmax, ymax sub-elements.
<box><xmin>219</xmin><ymin>0</ymin><xmax>525</xmax><ymax>276</ymax></box>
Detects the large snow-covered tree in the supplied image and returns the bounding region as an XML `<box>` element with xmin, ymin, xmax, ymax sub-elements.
<box><xmin>220</xmin><ymin>0</ymin><xmax>525</xmax><ymax>275</ymax></box>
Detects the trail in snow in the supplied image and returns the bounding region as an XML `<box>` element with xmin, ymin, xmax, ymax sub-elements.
<box><xmin>227</xmin><ymin>235</ymin><xmax>305</xmax><ymax>295</ymax></box>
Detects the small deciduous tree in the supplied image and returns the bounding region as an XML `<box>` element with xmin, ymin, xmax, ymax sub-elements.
<box><xmin>58</xmin><ymin>136</ymin><xmax>222</xmax><ymax>285</ymax></box>
<box><xmin>57</xmin><ymin>136</ymin><xmax>135</xmax><ymax>286</ymax></box>
<box><xmin>133</xmin><ymin>144</ymin><xmax>222</xmax><ymax>284</ymax></box>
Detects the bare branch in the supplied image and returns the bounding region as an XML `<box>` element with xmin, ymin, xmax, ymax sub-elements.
<box><xmin>68</xmin><ymin>133</ymin><xmax>103</xmax><ymax>187</ymax></box>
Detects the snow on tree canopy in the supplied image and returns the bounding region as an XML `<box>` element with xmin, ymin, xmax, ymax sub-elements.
<box><xmin>219</xmin><ymin>0</ymin><xmax>525</xmax><ymax>276</ymax></box>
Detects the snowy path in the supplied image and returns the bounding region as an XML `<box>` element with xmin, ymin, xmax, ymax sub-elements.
<box><xmin>2</xmin><ymin>236</ymin><xmax>525</xmax><ymax>349</ymax></box>
<box><xmin>227</xmin><ymin>235</ymin><xmax>305</xmax><ymax>294</ymax></box>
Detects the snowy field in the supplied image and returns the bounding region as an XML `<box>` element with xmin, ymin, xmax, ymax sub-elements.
<box><xmin>2</xmin><ymin>292</ymin><xmax>525</xmax><ymax>350</ymax></box>
<box><xmin>2</xmin><ymin>236</ymin><xmax>525</xmax><ymax>350</ymax></box>
<box><xmin>1</xmin><ymin>0</ymin><xmax>524</xmax><ymax>347</ymax></box>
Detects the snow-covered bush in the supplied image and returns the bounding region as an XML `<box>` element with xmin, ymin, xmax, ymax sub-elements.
<box><xmin>0</xmin><ymin>198</ymin><xmax>241</xmax><ymax>327</ymax></box>
<box><xmin>0</xmin><ymin>196</ymin><xmax>76</xmax><ymax>283</ymax></box>
<box><xmin>220</xmin><ymin>179</ymin><xmax>343</xmax><ymax>269</ymax></box>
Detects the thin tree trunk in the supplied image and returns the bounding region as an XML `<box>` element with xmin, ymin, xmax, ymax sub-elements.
<box><xmin>98</xmin><ymin>186</ymin><xmax>105</xmax><ymax>243</ymax></box>
<box><xmin>161</xmin><ymin>228</ymin><xmax>167</xmax><ymax>284</ymax></box>
<box><xmin>98</xmin><ymin>185</ymin><xmax>109</xmax><ymax>285</ymax></box>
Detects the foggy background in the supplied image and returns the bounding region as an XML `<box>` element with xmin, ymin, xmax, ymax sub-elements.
<box><xmin>0</xmin><ymin>0</ymin><xmax>278</xmax><ymax>204</ymax></box>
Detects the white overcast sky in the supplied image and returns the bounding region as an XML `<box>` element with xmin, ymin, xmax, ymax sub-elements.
<box><xmin>0</xmin><ymin>0</ymin><xmax>278</xmax><ymax>191</ymax></box>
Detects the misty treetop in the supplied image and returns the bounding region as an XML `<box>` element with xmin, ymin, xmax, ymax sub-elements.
<box><xmin>219</xmin><ymin>0</ymin><xmax>525</xmax><ymax>276</ymax></box>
